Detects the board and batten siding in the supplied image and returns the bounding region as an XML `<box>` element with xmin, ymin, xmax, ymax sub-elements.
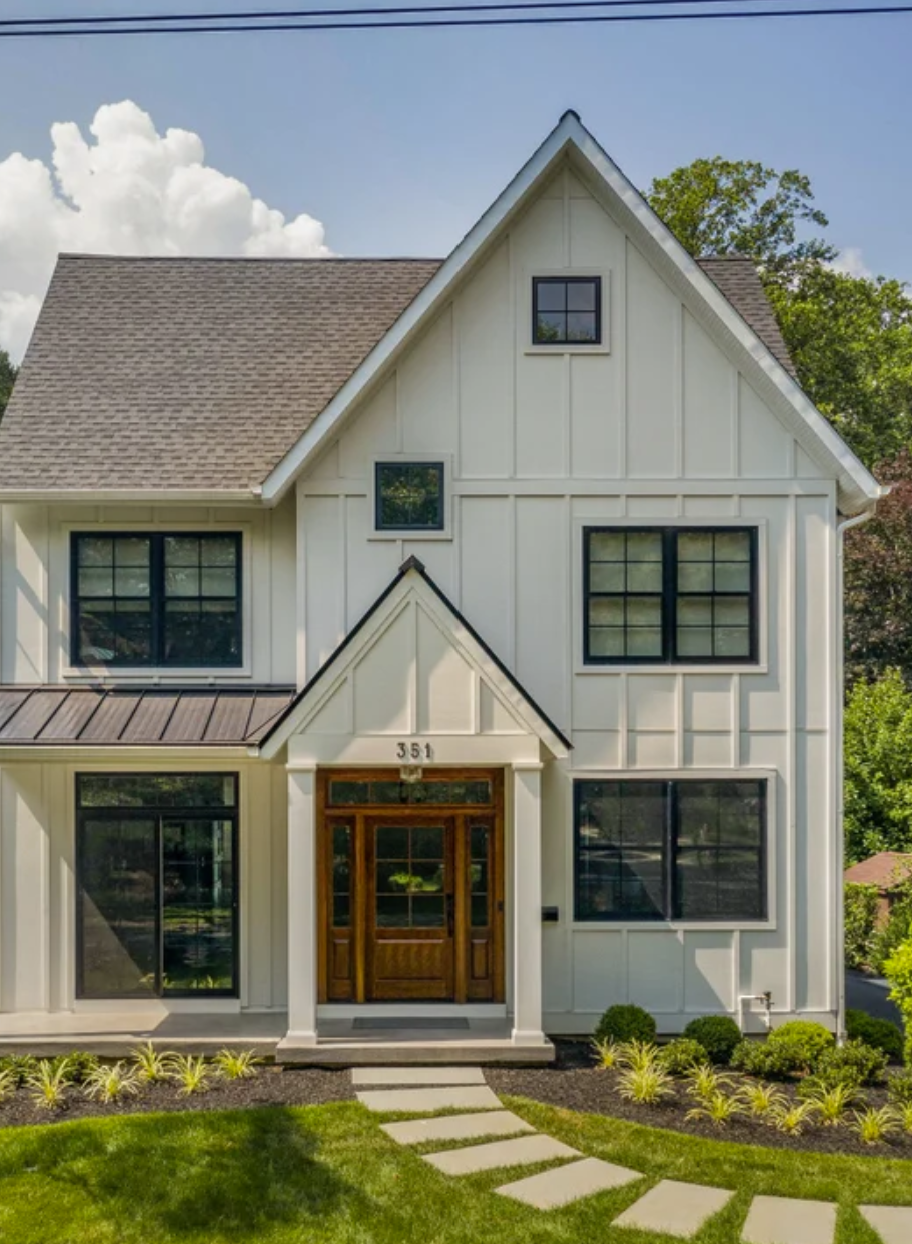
<box><xmin>297</xmin><ymin>165</ymin><xmax>839</xmax><ymax>1031</ymax></box>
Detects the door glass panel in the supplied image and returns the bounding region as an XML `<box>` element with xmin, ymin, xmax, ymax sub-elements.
<box><xmin>469</xmin><ymin>824</ymin><xmax>490</xmax><ymax>928</ymax></box>
<box><xmin>329</xmin><ymin>779</ymin><xmax>493</xmax><ymax>807</ymax></box>
<box><xmin>374</xmin><ymin>824</ymin><xmax>447</xmax><ymax>929</ymax></box>
<box><xmin>161</xmin><ymin>818</ymin><xmax>235</xmax><ymax>993</ymax></box>
<box><xmin>78</xmin><ymin>817</ymin><xmax>158</xmax><ymax>997</ymax></box>
<box><xmin>331</xmin><ymin>825</ymin><xmax>351</xmax><ymax>929</ymax></box>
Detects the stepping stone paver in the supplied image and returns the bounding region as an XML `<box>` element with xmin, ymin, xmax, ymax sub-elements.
<box><xmin>382</xmin><ymin>1110</ymin><xmax>535</xmax><ymax>1146</ymax></box>
<box><xmin>423</xmin><ymin>1133</ymin><xmax>579</xmax><ymax>1176</ymax></box>
<box><xmin>352</xmin><ymin>1066</ymin><xmax>485</xmax><ymax>1086</ymax></box>
<box><xmin>496</xmin><ymin>1156</ymin><xmax>642</xmax><ymax>1210</ymax></box>
<box><xmin>612</xmin><ymin>1179</ymin><xmax>734</xmax><ymax>1238</ymax></box>
<box><xmin>356</xmin><ymin>1085</ymin><xmax>501</xmax><ymax>1113</ymax></box>
<box><xmin>741</xmin><ymin>1195</ymin><xmax>836</xmax><ymax>1244</ymax></box>
<box><xmin>859</xmin><ymin>1206</ymin><xmax>912</xmax><ymax>1244</ymax></box>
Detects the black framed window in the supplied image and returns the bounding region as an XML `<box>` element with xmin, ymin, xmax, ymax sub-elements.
<box><xmin>72</xmin><ymin>533</ymin><xmax>242</xmax><ymax>667</ymax></box>
<box><xmin>375</xmin><ymin>462</ymin><xmax>445</xmax><ymax>531</ymax></box>
<box><xmin>76</xmin><ymin>774</ymin><xmax>238</xmax><ymax>998</ymax></box>
<box><xmin>584</xmin><ymin>527</ymin><xmax>758</xmax><ymax>664</ymax></box>
<box><xmin>533</xmin><ymin>276</ymin><xmax>601</xmax><ymax>344</ymax></box>
<box><xmin>574</xmin><ymin>779</ymin><xmax>767</xmax><ymax>922</ymax></box>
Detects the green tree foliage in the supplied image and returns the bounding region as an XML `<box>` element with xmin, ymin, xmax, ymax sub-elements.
<box><xmin>845</xmin><ymin>455</ymin><xmax>912</xmax><ymax>685</ymax></box>
<box><xmin>844</xmin><ymin>882</ymin><xmax>879</xmax><ymax>968</ymax></box>
<box><xmin>0</xmin><ymin>349</ymin><xmax>16</xmax><ymax>421</ymax></box>
<box><xmin>646</xmin><ymin>158</ymin><xmax>834</xmax><ymax>286</ymax></box>
<box><xmin>883</xmin><ymin>940</ymin><xmax>912</xmax><ymax>1065</ymax></box>
<box><xmin>844</xmin><ymin>669</ymin><xmax>912</xmax><ymax>863</ymax></box>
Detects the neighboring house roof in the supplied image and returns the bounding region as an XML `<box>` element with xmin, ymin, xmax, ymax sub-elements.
<box><xmin>0</xmin><ymin>251</ymin><xmax>793</xmax><ymax>497</ymax></box>
<box><xmin>0</xmin><ymin>686</ymin><xmax>294</xmax><ymax>746</ymax></box>
<box><xmin>845</xmin><ymin>852</ymin><xmax>912</xmax><ymax>889</ymax></box>
<box><xmin>256</xmin><ymin>556</ymin><xmax>572</xmax><ymax>761</ymax></box>
<box><xmin>0</xmin><ymin>256</ymin><xmax>440</xmax><ymax>492</ymax></box>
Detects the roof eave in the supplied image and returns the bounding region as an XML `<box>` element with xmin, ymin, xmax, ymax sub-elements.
<box><xmin>0</xmin><ymin>487</ymin><xmax>263</xmax><ymax>505</ymax></box>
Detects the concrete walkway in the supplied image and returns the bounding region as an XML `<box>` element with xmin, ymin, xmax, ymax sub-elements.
<box><xmin>358</xmin><ymin>1065</ymin><xmax>912</xmax><ymax>1241</ymax></box>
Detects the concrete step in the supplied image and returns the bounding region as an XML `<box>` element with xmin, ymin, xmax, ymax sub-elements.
<box><xmin>496</xmin><ymin>1157</ymin><xmax>643</xmax><ymax>1210</ymax></box>
<box><xmin>352</xmin><ymin>1066</ymin><xmax>486</xmax><ymax>1086</ymax></box>
<box><xmin>382</xmin><ymin>1110</ymin><xmax>534</xmax><ymax>1146</ymax></box>
<box><xmin>356</xmin><ymin>1085</ymin><xmax>502</xmax><ymax>1113</ymax></box>
<box><xmin>423</xmin><ymin>1133</ymin><xmax>579</xmax><ymax>1176</ymax></box>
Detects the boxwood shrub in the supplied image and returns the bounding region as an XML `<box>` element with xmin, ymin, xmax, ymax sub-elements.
<box><xmin>845</xmin><ymin>1009</ymin><xmax>904</xmax><ymax>1063</ymax></box>
<box><xmin>594</xmin><ymin>1004</ymin><xmax>656</xmax><ymax>1045</ymax></box>
<box><xmin>766</xmin><ymin>1020</ymin><xmax>835</xmax><ymax>1073</ymax></box>
<box><xmin>682</xmin><ymin>1015</ymin><xmax>742</xmax><ymax>1065</ymax></box>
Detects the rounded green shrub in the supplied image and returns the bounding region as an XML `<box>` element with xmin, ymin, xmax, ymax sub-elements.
<box><xmin>845</xmin><ymin>1009</ymin><xmax>904</xmax><ymax>1063</ymax></box>
<box><xmin>806</xmin><ymin>1039</ymin><xmax>888</xmax><ymax>1089</ymax></box>
<box><xmin>594</xmin><ymin>1004</ymin><xmax>657</xmax><ymax>1046</ymax></box>
<box><xmin>730</xmin><ymin>1039</ymin><xmax>795</xmax><ymax>1080</ymax></box>
<box><xmin>766</xmin><ymin>1021</ymin><xmax>835</xmax><ymax>1073</ymax></box>
<box><xmin>887</xmin><ymin>1068</ymin><xmax>912</xmax><ymax>1105</ymax></box>
<box><xmin>682</xmin><ymin>1015</ymin><xmax>742</xmax><ymax>1065</ymax></box>
<box><xmin>658</xmin><ymin>1038</ymin><xmax>707</xmax><ymax>1076</ymax></box>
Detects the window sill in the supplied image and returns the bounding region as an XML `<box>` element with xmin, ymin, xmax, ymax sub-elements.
<box><xmin>569</xmin><ymin>920</ymin><xmax>776</xmax><ymax>933</ymax></box>
<box><xmin>367</xmin><ymin>530</ymin><xmax>453</xmax><ymax>543</ymax></box>
<box><xmin>524</xmin><ymin>344</ymin><xmax>610</xmax><ymax>356</ymax></box>
<box><xmin>574</xmin><ymin>663</ymin><xmax>768</xmax><ymax>677</ymax></box>
<box><xmin>62</xmin><ymin>666</ymin><xmax>253</xmax><ymax>682</ymax></box>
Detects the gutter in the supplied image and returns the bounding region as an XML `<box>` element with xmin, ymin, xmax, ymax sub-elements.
<box><xmin>833</xmin><ymin>502</ymin><xmax>880</xmax><ymax>1041</ymax></box>
<box><xmin>0</xmin><ymin>488</ymin><xmax>263</xmax><ymax>505</ymax></box>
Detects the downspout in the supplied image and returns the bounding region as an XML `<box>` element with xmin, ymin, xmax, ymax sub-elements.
<box><xmin>834</xmin><ymin>503</ymin><xmax>879</xmax><ymax>1041</ymax></box>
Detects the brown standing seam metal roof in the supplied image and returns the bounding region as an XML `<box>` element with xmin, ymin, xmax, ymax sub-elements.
<box><xmin>0</xmin><ymin>687</ymin><xmax>295</xmax><ymax>746</ymax></box>
<box><xmin>0</xmin><ymin>254</ymin><xmax>795</xmax><ymax>492</ymax></box>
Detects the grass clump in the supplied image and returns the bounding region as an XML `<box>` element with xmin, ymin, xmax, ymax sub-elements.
<box><xmin>131</xmin><ymin>1042</ymin><xmax>176</xmax><ymax>1084</ymax></box>
<box><xmin>591</xmin><ymin>1037</ymin><xmax>622</xmax><ymax>1070</ymax></box>
<box><xmin>170</xmin><ymin>1055</ymin><xmax>212</xmax><ymax>1097</ymax></box>
<box><xmin>737</xmin><ymin>1080</ymin><xmax>786</xmax><ymax>1119</ymax></box>
<box><xmin>685</xmin><ymin>1091</ymin><xmax>743</xmax><ymax>1128</ymax></box>
<box><xmin>214</xmin><ymin>1049</ymin><xmax>264</xmax><ymax>1081</ymax></box>
<box><xmin>84</xmin><ymin>1062</ymin><xmax>141</xmax><ymax>1104</ymax></box>
<box><xmin>26</xmin><ymin>1061</ymin><xmax>70</xmax><ymax>1111</ymax></box>
<box><xmin>617</xmin><ymin>1063</ymin><xmax>674</xmax><ymax>1105</ymax></box>
<box><xmin>852</xmin><ymin>1106</ymin><xmax>899</xmax><ymax>1145</ymax></box>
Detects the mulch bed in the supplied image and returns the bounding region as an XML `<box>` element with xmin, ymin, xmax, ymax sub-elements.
<box><xmin>0</xmin><ymin>1065</ymin><xmax>354</xmax><ymax>1129</ymax></box>
<box><xmin>486</xmin><ymin>1040</ymin><xmax>912</xmax><ymax>1160</ymax></box>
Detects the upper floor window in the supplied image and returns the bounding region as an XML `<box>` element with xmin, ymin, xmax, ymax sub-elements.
<box><xmin>72</xmin><ymin>533</ymin><xmax>242</xmax><ymax>668</ymax></box>
<box><xmin>533</xmin><ymin>276</ymin><xmax>601</xmax><ymax>345</ymax></box>
<box><xmin>574</xmin><ymin>778</ymin><xmax>767</xmax><ymax>922</ymax></box>
<box><xmin>375</xmin><ymin>462</ymin><xmax>445</xmax><ymax>532</ymax></box>
<box><xmin>584</xmin><ymin>527</ymin><xmax>758</xmax><ymax>665</ymax></box>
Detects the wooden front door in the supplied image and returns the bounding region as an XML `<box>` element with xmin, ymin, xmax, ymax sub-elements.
<box><xmin>367</xmin><ymin>817</ymin><xmax>454</xmax><ymax>1000</ymax></box>
<box><xmin>317</xmin><ymin>769</ymin><xmax>504</xmax><ymax>1004</ymax></box>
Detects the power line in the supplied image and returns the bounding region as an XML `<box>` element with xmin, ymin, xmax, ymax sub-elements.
<box><xmin>0</xmin><ymin>2</ymin><xmax>909</xmax><ymax>33</ymax></box>
<box><xmin>0</xmin><ymin>0</ymin><xmax>809</xmax><ymax>25</ymax></box>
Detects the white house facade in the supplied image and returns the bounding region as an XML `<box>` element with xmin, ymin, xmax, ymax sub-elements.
<box><xmin>0</xmin><ymin>113</ymin><xmax>883</xmax><ymax>1058</ymax></box>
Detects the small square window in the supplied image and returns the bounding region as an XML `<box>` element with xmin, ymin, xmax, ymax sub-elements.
<box><xmin>375</xmin><ymin>462</ymin><xmax>445</xmax><ymax>531</ymax></box>
<box><xmin>533</xmin><ymin>277</ymin><xmax>601</xmax><ymax>345</ymax></box>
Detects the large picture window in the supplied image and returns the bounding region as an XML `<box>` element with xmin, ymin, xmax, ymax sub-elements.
<box><xmin>76</xmin><ymin>774</ymin><xmax>238</xmax><ymax>998</ymax></box>
<box><xmin>574</xmin><ymin>779</ymin><xmax>767</xmax><ymax>922</ymax></box>
<box><xmin>72</xmin><ymin>533</ymin><xmax>242</xmax><ymax>668</ymax></box>
<box><xmin>584</xmin><ymin>527</ymin><xmax>758</xmax><ymax>664</ymax></box>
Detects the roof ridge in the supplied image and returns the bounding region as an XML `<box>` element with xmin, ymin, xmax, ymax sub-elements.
<box><xmin>56</xmin><ymin>253</ymin><xmax>445</xmax><ymax>265</ymax></box>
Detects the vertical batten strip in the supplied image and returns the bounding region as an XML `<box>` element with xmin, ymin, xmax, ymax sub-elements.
<box><xmin>508</xmin><ymin>229</ymin><xmax>518</xmax><ymax>480</ymax></box>
<box><xmin>786</xmin><ymin>492</ymin><xmax>798</xmax><ymax>1016</ymax></box>
<box><xmin>295</xmin><ymin>478</ymin><xmax>307</xmax><ymax>688</ymax></box>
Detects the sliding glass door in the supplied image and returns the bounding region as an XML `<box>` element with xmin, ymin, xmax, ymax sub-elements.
<box><xmin>76</xmin><ymin>775</ymin><xmax>238</xmax><ymax>998</ymax></box>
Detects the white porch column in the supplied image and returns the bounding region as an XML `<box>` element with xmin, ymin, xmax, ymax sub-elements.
<box><xmin>511</xmin><ymin>760</ymin><xmax>545</xmax><ymax>1046</ymax></box>
<box><xmin>283</xmin><ymin>765</ymin><xmax>318</xmax><ymax>1047</ymax></box>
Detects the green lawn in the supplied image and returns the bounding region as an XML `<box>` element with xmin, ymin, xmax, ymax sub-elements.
<box><xmin>0</xmin><ymin>1096</ymin><xmax>910</xmax><ymax>1243</ymax></box>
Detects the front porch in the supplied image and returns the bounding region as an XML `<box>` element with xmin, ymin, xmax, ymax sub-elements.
<box><xmin>0</xmin><ymin>1009</ymin><xmax>554</xmax><ymax>1063</ymax></box>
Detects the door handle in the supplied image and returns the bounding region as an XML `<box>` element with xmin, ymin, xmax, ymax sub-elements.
<box><xmin>446</xmin><ymin>893</ymin><xmax>454</xmax><ymax>937</ymax></box>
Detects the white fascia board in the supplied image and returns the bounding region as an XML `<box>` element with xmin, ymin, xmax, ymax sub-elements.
<box><xmin>262</xmin><ymin>112</ymin><xmax>883</xmax><ymax>515</ymax></box>
<box><xmin>260</xmin><ymin>121</ymin><xmax>578</xmax><ymax>505</ymax></box>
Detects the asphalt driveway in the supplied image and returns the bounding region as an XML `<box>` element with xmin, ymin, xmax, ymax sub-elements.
<box><xmin>845</xmin><ymin>968</ymin><xmax>903</xmax><ymax>1025</ymax></box>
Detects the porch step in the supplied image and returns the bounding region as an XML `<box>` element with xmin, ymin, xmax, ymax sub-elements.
<box><xmin>352</xmin><ymin>1066</ymin><xmax>486</xmax><ymax>1086</ymax></box>
<box><xmin>356</xmin><ymin>1085</ymin><xmax>502</xmax><ymax>1113</ymax></box>
<box><xmin>381</xmin><ymin>1110</ymin><xmax>534</xmax><ymax>1145</ymax></box>
<box><xmin>422</xmin><ymin>1133</ymin><xmax>579</xmax><ymax>1176</ymax></box>
<box><xmin>276</xmin><ymin>1038</ymin><xmax>555</xmax><ymax>1066</ymax></box>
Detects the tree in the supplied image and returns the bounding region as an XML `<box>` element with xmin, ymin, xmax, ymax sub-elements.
<box><xmin>845</xmin><ymin>453</ymin><xmax>912</xmax><ymax>685</ymax></box>
<box><xmin>646</xmin><ymin>157</ymin><xmax>835</xmax><ymax>287</ymax></box>
<box><xmin>0</xmin><ymin>349</ymin><xmax>16</xmax><ymax>421</ymax></box>
<box><xmin>844</xmin><ymin>669</ymin><xmax>912</xmax><ymax>864</ymax></box>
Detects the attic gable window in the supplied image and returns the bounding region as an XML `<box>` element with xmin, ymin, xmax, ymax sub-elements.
<box><xmin>533</xmin><ymin>276</ymin><xmax>601</xmax><ymax>345</ymax></box>
<box><xmin>375</xmin><ymin>462</ymin><xmax>445</xmax><ymax>532</ymax></box>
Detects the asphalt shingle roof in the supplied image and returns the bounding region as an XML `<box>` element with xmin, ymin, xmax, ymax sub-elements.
<box><xmin>0</xmin><ymin>253</ymin><xmax>795</xmax><ymax>492</ymax></box>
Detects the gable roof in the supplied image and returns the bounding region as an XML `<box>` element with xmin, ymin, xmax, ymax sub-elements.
<box><xmin>256</xmin><ymin>556</ymin><xmax>572</xmax><ymax>761</ymax></box>
<box><xmin>0</xmin><ymin>256</ymin><xmax>439</xmax><ymax>492</ymax></box>
<box><xmin>844</xmin><ymin>851</ymin><xmax>912</xmax><ymax>889</ymax></box>
<box><xmin>261</xmin><ymin>112</ymin><xmax>883</xmax><ymax>515</ymax></box>
<box><xmin>0</xmin><ymin>249</ymin><xmax>794</xmax><ymax>499</ymax></box>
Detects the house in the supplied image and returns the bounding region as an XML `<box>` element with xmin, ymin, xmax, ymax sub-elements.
<box><xmin>845</xmin><ymin>852</ymin><xmax>912</xmax><ymax>926</ymax></box>
<box><xmin>0</xmin><ymin>112</ymin><xmax>884</xmax><ymax>1059</ymax></box>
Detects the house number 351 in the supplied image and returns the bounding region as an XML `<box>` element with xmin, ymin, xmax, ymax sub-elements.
<box><xmin>396</xmin><ymin>741</ymin><xmax>433</xmax><ymax>761</ymax></box>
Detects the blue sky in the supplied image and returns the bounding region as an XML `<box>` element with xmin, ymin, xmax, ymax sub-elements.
<box><xmin>0</xmin><ymin>3</ymin><xmax>908</xmax><ymax>275</ymax></box>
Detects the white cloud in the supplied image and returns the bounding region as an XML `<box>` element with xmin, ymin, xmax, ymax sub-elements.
<box><xmin>0</xmin><ymin>100</ymin><xmax>331</xmax><ymax>362</ymax></box>
<box><xmin>830</xmin><ymin>246</ymin><xmax>873</xmax><ymax>280</ymax></box>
